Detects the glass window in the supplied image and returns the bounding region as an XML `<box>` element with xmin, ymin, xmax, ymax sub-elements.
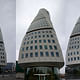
<box><xmin>51</xmin><ymin>35</ymin><xmax>53</xmax><ymax>37</ymax></box>
<box><xmin>54</xmin><ymin>45</ymin><xmax>57</xmax><ymax>50</ymax></box>
<box><xmin>46</xmin><ymin>31</ymin><xmax>48</xmax><ymax>33</ymax></box>
<box><xmin>74</xmin><ymin>52</ymin><xmax>76</xmax><ymax>55</ymax></box>
<box><xmin>51</xmin><ymin>52</ymin><xmax>54</xmax><ymax>56</ymax></box>
<box><xmin>71</xmin><ymin>57</ymin><xmax>73</xmax><ymax>61</ymax></box>
<box><xmin>77</xmin><ymin>51</ymin><xmax>79</xmax><ymax>55</ymax></box>
<box><xmin>39</xmin><ymin>40</ymin><xmax>42</xmax><ymax>43</ymax></box>
<box><xmin>38</xmin><ymin>31</ymin><xmax>40</xmax><ymax>34</ymax></box>
<box><xmin>35</xmin><ymin>52</ymin><xmax>38</xmax><ymax>57</ymax></box>
<box><xmin>77</xmin><ymin>45</ymin><xmax>79</xmax><ymax>49</ymax></box>
<box><xmin>31</xmin><ymin>36</ymin><xmax>33</xmax><ymax>39</ymax></box>
<box><xmin>35</xmin><ymin>32</ymin><xmax>37</xmax><ymax>34</ymax></box>
<box><xmin>39</xmin><ymin>45</ymin><xmax>43</xmax><ymax>49</ymax></box>
<box><xmin>52</xmin><ymin>40</ymin><xmax>55</xmax><ymax>43</ymax></box>
<box><xmin>35</xmin><ymin>36</ymin><xmax>37</xmax><ymax>38</ymax></box>
<box><xmin>30</xmin><ymin>53</ymin><xmax>33</xmax><ymax>57</ymax></box>
<box><xmin>27</xmin><ymin>41</ymin><xmax>29</xmax><ymax>44</ymax></box>
<box><xmin>48</xmin><ymin>40</ymin><xmax>51</xmax><ymax>43</ymax></box>
<box><xmin>30</xmin><ymin>46</ymin><xmax>33</xmax><ymax>50</ymax></box>
<box><xmin>3</xmin><ymin>53</ymin><xmax>4</xmax><ymax>55</ymax></box>
<box><xmin>31</xmin><ymin>33</ymin><xmax>33</xmax><ymax>35</ymax></box>
<box><xmin>40</xmin><ymin>52</ymin><xmax>44</xmax><ymax>56</ymax></box>
<box><xmin>42</xmin><ymin>31</ymin><xmax>44</xmax><ymax>33</ymax></box>
<box><xmin>39</xmin><ymin>35</ymin><xmax>41</xmax><ymax>38</ymax></box>
<box><xmin>71</xmin><ymin>52</ymin><xmax>72</xmax><ymax>55</ymax></box>
<box><xmin>45</xmin><ymin>52</ymin><xmax>49</xmax><ymax>56</ymax></box>
<box><xmin>43</xmin><ymin>40</ymin><xmax>46</xmax><ymax>43</ymax></box>
<box><xmin>68</xmin><ymin>53</ymin><xmax>69</xmax><ymax>56</ymax></box>
<box><xmin>44</xmin><ymin>45</ymin><xmax>48</xmax><ymax>49</ymax></box>
<box><xmin>74</xmin><ymin>57</ymin><xmax>76</xmax><ymax>61</ymax></box>
<box><xmin>24</xmin><ymin>42</ymin><xmax>26</xmax><ymax>45</ymax></box>
<box><xmin>35</xmin><ymin>45</ymin><xmax>38</xmax><ymax>49</ymax></box>
<box><xmin>56</xmin><ymin>52</ymin><xmax>59</xmax><ymax>57</ymax></box>
<box><xmin>22</xmin><ymin>48</ymin><xmax>24</xmax><ymax>51</ymax></box>
<box><xmin>49</xmin><ymin>31</ymin><xmax>52</xmax><ymax>33</ymax></box>
<box><xmin>26</xmin><ymin>47</ymin><xmax>28</xmax><ymax>50</ymax></box>
<box><xmin>49</xmin><ymin>45</ymin><xmax>53</xmax><ymax>49</ymax></box>
<box><xmin>77</xmin><ymin>57</ymin><xmax>80</xmax><ymax>60</ymax></box>
<box><xmin>68</xmin><ymin>58</ymin><xmax>70</xmax><ymax>62</ymax></box>
<box><xmin>21</xmin><ymin>54</ymin><xmax>24</xmax><ymax>59</ymax></box>
<box><xmin>35</xmin><ymin>40</ymin><xmax>37</xmax><ymax>43</ymax></box>
<box><xmin>31</xmin><ymin>41</ymin><xmax>33</xmax><ymax>44</ymax></box>
<box><xmin>25</xmin><ymin>53</ymin><xmax>28</xmax><ymax>58</ymax></box>
<box><xmin>47</xmin><ymin>35</ymin><xmax>49</xmax><ymax>37</ymax></box>
<box><xmin>43</xmin><ymin>35</ymin><xmax>45</xmax><ymax>37</ymax></box>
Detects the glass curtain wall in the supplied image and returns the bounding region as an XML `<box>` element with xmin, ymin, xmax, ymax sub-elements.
<box><xmin>24</xmin><ymin>67</ymin><xmax>61</xmax><ymax>80</ymax></box>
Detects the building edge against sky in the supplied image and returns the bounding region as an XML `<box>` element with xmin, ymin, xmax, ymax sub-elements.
<box><xmin>18</xmin><ymin>8</ymin><xmax>64</xmax><ymax>80</ymax></box>
<box><xmin>0</xmin><ymin>27</ymin><xmax>7</xmax><ymax>71</ymax></box>
<box><xmin>66</xmin><ymin>17</ymin><xmax>80</xmax><ymax>79</ymax></box>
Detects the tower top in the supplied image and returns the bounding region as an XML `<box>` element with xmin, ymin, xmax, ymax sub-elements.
<box><xmin>27</xmin><ymin>8</ymin><xmax>53</xmax><ymax>32</ymax></box>
<box><xmin>71</xmin><ymin>17</ymin><xmax>80</xmax><ymax>36</ymax></box>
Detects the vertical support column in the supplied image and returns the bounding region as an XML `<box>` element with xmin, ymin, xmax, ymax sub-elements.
<box><xmin>24</xmin><ymin>68</ymin><xmax>27</xmax><ymax>80</ymax></box>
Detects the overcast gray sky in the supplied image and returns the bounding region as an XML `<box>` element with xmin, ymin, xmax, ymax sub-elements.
<box><xmin>0</xmin><ymin>0</ymin><xmax>16</xmax><ymax>63</ymax></box>
<box><xmin>16</xmin><ymin>0</ymin><xmax>80</xmax><ymax>73</ymax></box>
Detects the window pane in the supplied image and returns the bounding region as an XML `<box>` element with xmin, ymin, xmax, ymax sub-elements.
<box><xmin>35</xmin><ymin>40</ymin><xmax>37</xmax><ymax>43</ymax></box>
<box><xmin>30</xmin><ymin>53</ymin><xmax>33</xmax><ymax>57</ymax></box>
<box><xmin>21</xmin><ymin>54</ymin><xmax>24</xmax><ymax>58</ymax></box>
<box><xmin>31</xmin><ymin>41</ymin><xmax>33</xmax><ymax>44</ymax></box>
<box><xmin>44</xmin><ymin>45</ymin><xmax>48</xmax><ymax>49</ymax></box>
<box><xmin>35</xmin><ymin>45</ymin><xmax>38</xmax><ymax>49</ymax></box>
<box><xmin>47</xmin><ymin>35</ymin><xmax>49</xmax><ymax>37</ymax></box>
<box><xmin>35</xmin><ymin>52</ymin><xmax>38</xmax><ymax>57</ymax></box>
<box><xmin>39</xmin><ymin>40</ymin><xmax>42</xmax><ymax>43</ymax></box>
<box><xmin>49</xmin><ymin>45</ymin><xmax>53</xmax><ymax>49</ymax></box>
<box><xmin>51</xmin><ymin>52</ymin><xmax>54</xmax><ymax>56</ymax></box>
<box><xmin>51</xmin><ymin>35</ymin><xmax>53</xmax><ymax>37</ymax></box>
<box><xmin>25</xmin><ymin>53</ymin><xmax>28</xmax><ymax>58</ymax></box>
<box><xmin>45</xmin><ymin>52</ymin><xmax>49</xmax><ymax>56</ymax></box>
<box><xmin>26</xmin><ymin>47</ymin><xmax>28</xmax><ymax>50</ymax></box>
<box><xmin>40</xmin><ymin>52</ymin><xmax>44</xmax><ymax>56</ymax></box>
<box><xmin>48</xmin><ymin>40</ymin><xmax>51</xmax><ymax>43</ymax></box>
<box><xmin>43</xmin><ymin>40</ymin><xmax>46</xmax><ymax>43</ymax></box>
<box><xmin>52</xmin><ymin>40</ymin><xmax>55</xmax><ymax>43</ymax></box>
<box><xmin>30</xmin><ymin>46</ymin><xmax>33</xmax><ymax>50</ymax></box>
<box><xmin>56</xmin><ymin>52</ymin><xmax>59</xmax><ymax>57</ymax></box>
<box><xmin>54</xmin><ymin>45</ymin><xmax>57</xmax><ymax>50</ymax></box>
<box><xmin>27</xmin><ymin>41</ymin><xmax>29</xmax><ymax>44</ymax></box>
<box><xmin>22</xmin><ymin>48</ymin><xmax>24</xmax><ymax>51</ymax></box>
<box><xmin>39</xmin><ymin>45</ymin><xmax>43</xmax><ymax>49</ymax></box>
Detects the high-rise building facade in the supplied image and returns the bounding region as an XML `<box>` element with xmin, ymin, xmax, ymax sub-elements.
<box><xmin>66</xmin><ymin>17</ymin><xmax>80</xmax><ymax>79</ymax></box>
<box><xmin>18</xmin><ymin>8</ymin><xmax>64</xmax><ymax>80</ymax></box>
<box><xmin>0</xmin><ymin>28</ymin><xmax>7</xmax><ymax>68</ymax></box>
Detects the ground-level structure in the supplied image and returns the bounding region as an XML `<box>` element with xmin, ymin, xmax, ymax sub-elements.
<box><xmin>3</xmin><ymin>63</ymin><xmax>16</xmax><ymax>72</ymax></box>
<box><xmin>66</xmin><ymin>17</ymin><xmax>80</xmax><ymax>79</ymax></box>
<box><xmin>18</xmin><ymin>8</ymin><xmax>64</xmax><ymax>80</ymax></box>
<box><xmin>0</xmin><ymin>28</ymin><xmax>7</xmax><ymax>73</ymax></box>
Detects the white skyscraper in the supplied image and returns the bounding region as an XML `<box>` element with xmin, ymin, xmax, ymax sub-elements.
<box><xmin>66</xmin><ymin>17</ymin><xmax>80</xmax><ymax>79</ymax></box>
<box><xmin>0</xmin><ymin>28</ymin><xmax>7</xmax><ymax>68</ymax></box>
<box><xmin>18</xmin><ymin>8</ymin><xmax>64</xmax><ymax>80</ymax></box>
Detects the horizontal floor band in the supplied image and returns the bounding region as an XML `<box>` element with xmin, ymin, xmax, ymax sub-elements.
<box><xmin>0</xmin><ymin>41</ymin><xmax>3</xmax><ymax>44</ymax></box>
<box><xmin>26</xmin><ymin>27</ymin><xmax>54</xmax><ymax>34</ymax></box>
<box><xmin>70</xmin><ymin>33</ymin><xmax>80</xmax><ymax>38</ymax></box>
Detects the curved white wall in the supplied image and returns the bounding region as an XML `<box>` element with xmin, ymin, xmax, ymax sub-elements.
<box><xmin>66</xmin><ymin>17</ymin><xmax>80</xmax><ymax>66</ymax></box>
<box><xmin>18</xmin><ymin>9</ymin><xmax>64</xmax><ymax>68</ymax></box>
